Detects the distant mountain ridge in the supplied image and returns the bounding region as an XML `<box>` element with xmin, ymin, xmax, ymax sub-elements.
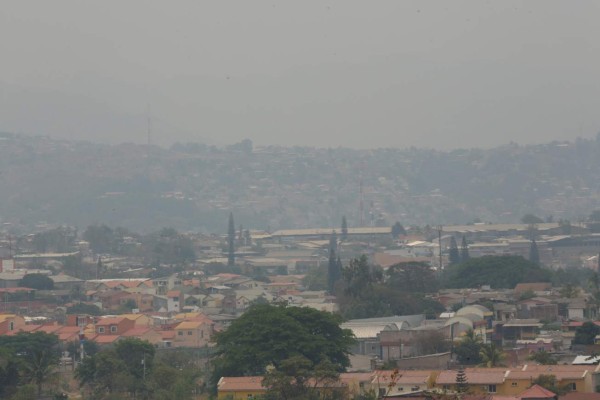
<box><xmin>0</xmin><ymin>132</ymin><xmax>599</xmax><ymax>233</ymax></box>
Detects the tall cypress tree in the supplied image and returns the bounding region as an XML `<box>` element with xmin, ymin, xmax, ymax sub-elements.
<box><xmin>228</xmin><ymin>212</ymin><xmax>235</xmax><ymax>267</ymax></box>
<box><xmin>455</xmin><ymin>367</ymin><xmax>468</xmax><ymax>393</ymax></box>
<box><xmin>341</xmin><ymin>216</ymin><xmax>348</xmax><ymax>241</ymax></box>
<box><xmin>327</xmin><ymin>231</ymin><xmax>338</xmax><ymax>293</ymax></box>
<box><xmin>529</xmin><ymin>239</ymin><xmax>540</xmax><ymax>265</ymax></box>
<box><xmin>460</xmin><ymin>235</ymin><xmax>470</xmax><ymax>262</ymax></box>
<box><xmin>449</xmin><ymin>237</ymin><xmax>460</xmax><ymax>265</ymax></box>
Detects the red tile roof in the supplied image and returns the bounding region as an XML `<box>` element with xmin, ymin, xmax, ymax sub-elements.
<box><xmin>90</xmin><ymin>334</ymin><xmax>121</xmax><ymax>344</ymax></box>
<box><xmin>519</xmin><ymin>384</ymin><xmax>556</xmax><ymax>399</ymax></box>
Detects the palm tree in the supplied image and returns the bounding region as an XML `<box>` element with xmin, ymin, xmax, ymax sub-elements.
<box><xmin>22</xmin><ymin>349</ymin><xmax>59</xmax><ymax>397</ymax></box>
<box><xmin>479</xmin><ymin>343</ymin><xmax>505</xmax><ymax>368</ymax></box>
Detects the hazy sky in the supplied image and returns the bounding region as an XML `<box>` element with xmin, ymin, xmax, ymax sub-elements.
<box><xmin>1</xmin><ymin>1</ymin><xmax>599</xmax><ymax>149</ymax></box>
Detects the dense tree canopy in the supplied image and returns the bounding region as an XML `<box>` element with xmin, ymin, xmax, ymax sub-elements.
<box><xmin>337</xmin><ymin>257</ymin><xmax>444</xmax><ymax>319</ymax></box>
<box><xmin>573</xmin><ymin>322</ymin><xmax>600</xmax><ymax>345</ymax></box>
<box><xmin>19</xmin><ymin>273</ymin><xmax>54</xmax><ymax>290</ymax></box>
<box><xmin>443</xmin><ymin>255</ymin><xmax>552</xmax><ymax>289</ymax></box>
<box><xmin>76</xmin><ymin>338</ymin><xmax>199</xmax><ymax>399</ymax></box>
<box><xmin>0</xmin><ymin>332</ymin><xmax>60</xmax><ymax>397</ymax></box>
<box><xmin>212</xmin><ymin>304</ymin><xmax>354</xmax><ymax>383</ymax></box>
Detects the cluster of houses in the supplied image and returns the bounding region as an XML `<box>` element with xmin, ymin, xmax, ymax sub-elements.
<box><xmin>0</xmin><ymin>311</ymin><xmax>215</xmax><ymax>349</ymax></box>
<box><xmin>217</xmin><ymin>365</ymin><xmax>600</xmax><ymax>399</ymax></box>
<box><xmin>0</xmin><ymin>269</ymin><xmax>337</xmax><ymax>351</ymax></box>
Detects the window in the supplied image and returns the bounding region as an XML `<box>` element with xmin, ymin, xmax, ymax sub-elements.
<box><xmin>512</xmin><ymin>382</ymin><xmax>518</xmax><ymax>387</ymax></box>
<box><xmin>110</xmin><ymin>326</ymin><xmax>117</xmax><ymax>333</ymax></box>
<box><xmin>442</xmin><ymin>385</ymin><xmax>450</xmax><ymax>391</ymax></box>
<box><xmin>98</xmin><ymin>327</ymin><xmax>105</xmax><ymax>333</ymax></box>
<box><xmin>487</xmin><ymin>385</ymin><xmax>497</xmax><ymax>393</ymax></box>
<box><xmin>187</xmin><ymin>331</ymin><xmax>193</xmax><ymax>335</ymax></box>
<box><xmin>379</xmin><ymin>388</ymin><xmax>386</xmax><ymax>396</ymax></box>
<box><xmin>569</xmin><ymin>383</ymin><xmax>576</xmax><ymax>391</ymax></box>
<box><xmin>9</xmin><ymin>321</ymin><xmax>14</xmax><ymax>331</ymax></box>
<box><xmin>178</xmin><ymin>331</ymin><xmax>183</xmax><ymax>336</ymax></box>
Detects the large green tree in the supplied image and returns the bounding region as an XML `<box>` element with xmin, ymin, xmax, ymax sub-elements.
<box><xmin>443</xmin><ymin>255</ymin><xmax>552</xmax><ymax>289</ymax></box>
<box><xmin>338</xmin><ymin>256</ymin><xmax>443</xmax><ymax>319</ymax></box>
<box><xmin>341</xmin><ymin>216</ymin><xmax>348</xmax><ymax>241</ymax></box>
<box><xmin>211</xmin><ymin>304</ymin><xmax>354</xmax><ymax>384</ymax></box>
<box><xmin>76</xmin><ymin>337</ymin><xmax>157</xmax><ymax>398</ymax></box>
<box><xmin>479</xmin><ymin>343</ymin><xmax>506</xmax><ymax>367</ymax></box>
<box><xmin>327</xmin><ymin>231</ymin><xmax>341</xmax><ymax>293</ymax></box>
<box><xmin>573</xmin><ymin>322</ymin><xmax>600</xmax><ymax>345</ymax></box>
<box><xmin>19</xmin><ymin>273</ymin><xmax>54</xmax><ymax>290</ymax></box>
<box><xmin>448</xmin><ymin>237</ymin><xmax>460</xmax><ymax>265</ymax></box>
<box><xmin>386</xmin><ymin>261</ymin><xmax>438</xmax><ymax>293</ymax></box>
<box><xmin>454</xmin><ymin>329</ymin><xmax>483</xmax><ymax>365</ymax></box>
<box><xmin>0</xmin><ymin>332</ymin><xmax>60</xmax><ymax>397</ymax></box>
<box><xmin>262</xmin><ymin>356</ymin><xmax>343</xmax><ymax>400</ymax></box>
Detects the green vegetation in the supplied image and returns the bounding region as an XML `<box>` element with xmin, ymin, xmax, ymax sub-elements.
<box><xmin>479</xmin><ymin>342</ymin><xmax>506</xmax><ymax>367</ymax></box>
<box><xmin>262</xmin><ymin>356</ymin><xmax>343</xmax><ymax>400</ymax></box>
<box><xmin>0</xmin><ymin>332</ymin><xmax>60</xmax><ymax>398</ymax></box>
<box><xmin>573</xmin><ymin>322</ymin><xmax>600</xmax><ymax>345</ymax></box>
<box><xmin>76</xmin><ymin>338</ymin><xmax>201</xmax><ymax>400</ymax></box>
<box><xmin>341</xmin><ymin>216</ymin><xmax>348</xmax><ymax>241</ymax></box>
<box><xmin>211</xmin><ymin>304</ymin><xmax>354</xmax><ymax>385</ymax></box>
<box><xmin>19</xmin><ymin>274</ymin><xmax>54</xmax><ymax>290</ymax></box>
<box><xmin>391</xmin><ymin>222</ymin><xmax>406</xmax><ymax>238</ymax></box>
<box><xmin>448</xmin><ymin>237</ymin><xmax>460</xmax><ymax>265</ymax></box>
<box><xmin>443</xmin><ymin>255</ymin><xmax>551</xmax><ymax>289</ymax></box>
<box><xmin>337</xmin><ymin>256</ymin><xmax>444</xmax><ymax>319</ymax></box>
<box><xmin>66</xmin><ymin>303</ymin><xmax>102</xmax><ymax>316</ymax></box>
<box><xmin>533</xmin><ymin>374</ymin><xmax>570</xmax><ymax>395</ymax></box>
<box><xmin>528</xmin><ymin>350</ymin><xmax>558</xmax><ymax>365</ymax></box>
<box><xmin>454</xmin><ymin>329</ymin><xmax>483</xmax><ymax>365</ymax></box>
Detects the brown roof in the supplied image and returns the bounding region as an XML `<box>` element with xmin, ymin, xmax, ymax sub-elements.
<box><xmin>436</xmin><ymin>369</ymin><xmax>506</xmax><ymax>385</ymax></box>
<box><xmin>96</xmin><ymin>317</ymin><xmax>127</xmax><ymax>326</ymax></box>
<box><xmin>373</xmin><ymin>253</ymin><xmax>431</xmax><ymax>268</ymax></box>
<box><xmin>218</xmin><ymin>376</ymin><xmax>266</xmax><ymax>392</ymax></box>
<box><xmin>560</xmin><ymin>393</ymin><xmax>600</xmax><ymax>400</ymax></box>
<box><xmin>514</xmin><ymin>283</ymin><xmax>551</xmax><ymax>294</ymax></box>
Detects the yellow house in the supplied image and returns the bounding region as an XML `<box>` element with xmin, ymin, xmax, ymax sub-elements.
<box><xmin>0</xmin><ymin>313</ymin><xmax>26</xmax><ymax>335</ymax></box>
<box><xmin>217</xmin><ymin>376</ymin><xmax>266</xmax><ymax>400</ymax></box>
<box><xmin>502</xmin><ymin>365</ymin><xmax>599</xmax><ymax>395</ymax></box>
<box><xmin>373</xmin><ymin>370</ymin><xmax>436</xmax><ymax>397</ymax></box>
<box><xmin>173</xmin><ymin>320</ymin><xmax>212</xmax><ymax>348</ymax></box>
<box><xmin>434</xmin><ymin>365</ymin><xmax>600</xmax><ymax>396</ymax></box>
<box><xmin>216</xmin><ymin>375</ymin><xmax>350</xmax><ymax>399</ymax></box>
